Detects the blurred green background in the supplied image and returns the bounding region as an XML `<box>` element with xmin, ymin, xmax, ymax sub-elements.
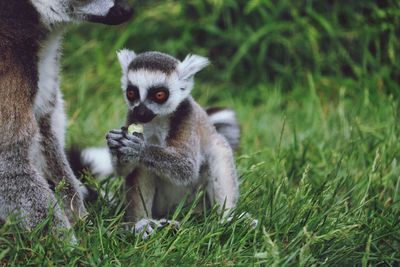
<box><xmin>64</xmin><ymin>0</ymin><xmax>399</xmax><ymax>89</ymax></box>
<box><xmin>63</xmin><ymin>0</ymin><xmax>399</xmax><ymax>146</ymax></box>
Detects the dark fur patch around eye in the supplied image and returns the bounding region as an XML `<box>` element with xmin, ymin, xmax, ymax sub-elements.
<box><xmin>148</xmin><ymin>86</ymin><xmax>169</xmax><ymax>104</ymax></box>
<box><xmin>126</xmin><ymin>84</ymin><xmax>139</xmax><ymax>101</ymax></box>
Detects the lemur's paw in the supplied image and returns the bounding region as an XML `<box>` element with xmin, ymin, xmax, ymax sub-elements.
<box><xmin>106</xmin><ymin>129</ymin><xmax>144</xmax><ymax>164</ymax></box>
<box><xmin>134</xmin><ymin>218</ymin><xmax>180</xmax><ymax>240</ymax></box>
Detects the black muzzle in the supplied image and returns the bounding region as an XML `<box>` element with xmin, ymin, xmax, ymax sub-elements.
<box><xmin>88</xmin><ymin>0</ymin><xmax>133</xmax><ymax>25</ymax></box>
<box><xmin>131</xmin><ymin>104</ymin><xmax>156</xmax><ymax>123</ymax></box>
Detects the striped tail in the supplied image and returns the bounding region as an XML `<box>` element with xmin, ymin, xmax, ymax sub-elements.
<box><xmin>67</xmin><ymin>146</ymin><xmax>114</xmax><ymax>180</ymax></box>
<box><xmin>206</xmin><ymin>107</ymin><xmax>240</xmax><ymax>150</ymax></box>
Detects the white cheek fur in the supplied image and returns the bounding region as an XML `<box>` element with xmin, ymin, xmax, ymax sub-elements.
<box><xmin>30</xmin><ymin>0</ymin><xmax>72</xmax><ymax>26</ymax></box>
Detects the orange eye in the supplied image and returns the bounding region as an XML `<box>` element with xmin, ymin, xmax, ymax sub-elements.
<box><xmin>153</xmin><ymin>89</ymin><xmax>169</xmax><ymax>103</ymax></box>
<box><xmin>156</xmin><ymin>91</ymin><xmax>166</xmax><ymax>101</ymax></box>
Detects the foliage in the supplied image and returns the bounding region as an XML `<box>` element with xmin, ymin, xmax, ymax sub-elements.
<box><xmin>67</xmin><ymin>0</ymin><xmax>400</xmax><ymax>89</ymax></box>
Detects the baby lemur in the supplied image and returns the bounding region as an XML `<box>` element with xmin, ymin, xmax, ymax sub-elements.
<box><xmin>106</xmin><ymin>50</ymin><xmax>240</xmax><ymax>235</ymax></box>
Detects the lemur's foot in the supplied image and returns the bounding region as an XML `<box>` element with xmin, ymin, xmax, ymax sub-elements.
<box><xmin>134</xmin><ymin>218</ymin><xmax>180</xmax><ymax>239</ymax></box>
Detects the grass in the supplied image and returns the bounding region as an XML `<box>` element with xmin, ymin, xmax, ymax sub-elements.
<box><xmin>1</xmin><ymin>0</ymin><xmax>400</xmax><ymax>266</ymax></box>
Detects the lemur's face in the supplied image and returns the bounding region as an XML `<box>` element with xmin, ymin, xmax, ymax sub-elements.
<box><xmin>117</xmin><ymin>50</ymin><xmax>209</xmax><ymax>123</ymax></box>
<box><xmin>30</xmin><ymin>0</ymin><xmax>133</xmax><ymax>26</ymax></box>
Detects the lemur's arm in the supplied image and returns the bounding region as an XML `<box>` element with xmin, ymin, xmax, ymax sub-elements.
<box><xmin>139</xmin><ymin>140</ymin><xmax>201</xmax><ymax>186</ymax></box>
<box><xmin>107</xmin><ymin>126</ymin><xmax>201</xmax><ymax>186</ymax></box>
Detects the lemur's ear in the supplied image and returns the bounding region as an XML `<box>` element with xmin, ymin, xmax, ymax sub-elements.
<box><xmin>178</xmin><ymin>54</ymin><xmax>209</xmax><ymax>81</ymax></box>
<box><xmin>117</xmin><ymin>49</ymin><xmax>136</xmax><ymax>73</ymax></box>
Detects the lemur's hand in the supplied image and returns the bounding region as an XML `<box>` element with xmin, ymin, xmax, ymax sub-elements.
<box><xmin>106</xmin><ymin>129</ymin><xmax>145</xmax><ymax>165</ymax></box>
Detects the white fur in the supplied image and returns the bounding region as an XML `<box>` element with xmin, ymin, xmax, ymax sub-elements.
<box><xmin>208</xmin><ymin>109</ymin><xmax>237</xmax><ymax>126</ymax></box>
<box><xmin>34</xmin><ymin>31</ymin><xmax>63</xmax><ymax>118</ymax></box>
<box><xmin>206</xmin><ymin>136</ymin><xmax>238</xmax><ymax>212</ymax></box>
<box><xmin>143</xmin><ymin>115</ymin><xmax>171</xmax><ymax>146</ymax></box>
<box><xmin>208</xmin><ymin>109</ymin><xmax>240</xmax><ymax>149</ymax></box>
<box><xmin>31</xmin><ymin>31</ymin><xmax>64</xmax><ymax>176</ymax></box>
<box><xmin>178</xmin><ymin>54</ymin><xmax>210</xmax><ymax>81</ymax></box>
<box><xmin>78</xmin><ymin>0</ymin><xmax>114</xmax><ymax>17</ymax></box>
<box><xmin>117</xmin><ymin>49</ymin><xmax>136</xmax><ymax>74</ymax></box>
<box><xmin>81</xmin><ymin>147</ymin><xmax>114</xmax><ymax>179</ymax></box>
<box><xmin>51</xmin><ymin>92</ymin><xmax>67</xmax><ymax>149</ymax></box>
<box><xmin>30</xmin><ymin>0</ymin><xmax>115</xmax><ymax>27</ymax></box>
<box><xmin>30</xmin><ymin>0</ymin><xmax>72</xmax><ymax>26</ymax></box>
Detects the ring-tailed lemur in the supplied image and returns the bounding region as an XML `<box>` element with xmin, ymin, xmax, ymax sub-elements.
<box><xmin>0</xmin><ymin>0</ymin><xmax>133</xmax><ymax>234</ymax></box>
<box><xmin>105</xmin><ymin>50</ymin><xmax>241</xmax><ymax>236</ymax></box>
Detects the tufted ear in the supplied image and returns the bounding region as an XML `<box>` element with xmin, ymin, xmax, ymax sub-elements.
<box><xmin>178</xmin><ymin>54</ymin><xmax>209</xmax><ymax>81</ymax></box>
<box><xmin>117</xmin><ymin>49</ymin><xmax>136</xmax><ymax>73</ymax></box>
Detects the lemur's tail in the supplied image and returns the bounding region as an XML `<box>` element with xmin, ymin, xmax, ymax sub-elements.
<box><xmin>68</xmin><ymin>107</ymin><xmax>240</xmax><ymax>179</ymax></box>
<box><xmin>206</xmin><ymin>107</ymin><xmax>240</xmax><ymax>150</ymax></box>
<box><xmin>67</xmin><ymin>146</ymin><xmax>114</xmax><ymax>180</ymax></box>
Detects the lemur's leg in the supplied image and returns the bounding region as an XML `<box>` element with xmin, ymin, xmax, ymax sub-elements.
<box><xmin>125</xmin><ymin>168</ymin><xmax>179</xmax><ymax>238</ymax></box>
<box><xmin>206</xmin><ymin>135</ymin><xmax>239</xmax><ymax>218</ymax></box>
<box><xmin>37</xmin><ymin>98</ymin><xmax>87</xmax><ymax>223</ymax></box>
<box><xmin>0</xmin><ymin>153</ymin><xmax>71</xmax><ymax>231</ymax></box>
<box><xmin>124</xmin><ymin>168</ymin><xmax>156</xmax><ymax>222</ymax></box>
<box><xmin>0</xmin><ymin>71</ymin><xmax>71</xmax><ymax>230</ymax></box>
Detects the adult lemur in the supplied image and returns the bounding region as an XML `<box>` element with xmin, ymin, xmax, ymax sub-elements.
<box><xmin>103</xmin><ymin>49</ymin><xmax>241</xmax><ymax>236</ymax></box>
<box><xmin>0</xmin><ymin>0</ymin><xmax>132</xmax><ymax>232</ymax></box>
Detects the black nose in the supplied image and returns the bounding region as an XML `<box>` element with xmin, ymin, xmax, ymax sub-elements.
<box><xmin>88</xmin><ymin>0</ymin><xmax>133</xmax><ymax>25</ymax></box>
<box><xmin>132</xmin><ymin>104</ymin><xmax>156</xmax><ymax>123</ymax></box>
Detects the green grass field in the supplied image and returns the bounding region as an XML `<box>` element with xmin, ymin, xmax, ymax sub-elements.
<box><xmin>1</xmin><ymin>1</ymin><xmax>399</xmax><ymax>266</ymax></box>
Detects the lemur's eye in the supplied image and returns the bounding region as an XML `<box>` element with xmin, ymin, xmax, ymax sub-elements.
<box><xmin>126</xmin><ymin>85</ymin><xmax>139</xmax><ymax>101</ymax></box>
<box><xmin>150</xmin><ymin>87</ymin><xmax>169</xmax><ymax>104</ymax></box>
<box><xmin>127</xmin><ymin>90</ymin><xmax>136</xmax><ymax>99</ymax></box>
<box><xmin>155</xmin><ymin>91</ymin><xmax>167</xmax><ymax>101</ymax></box>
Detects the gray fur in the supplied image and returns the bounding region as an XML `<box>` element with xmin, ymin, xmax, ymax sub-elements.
<box><xmin>0</xmin><ymin>0</ymin><xmax>131</xmax><ymax>233</ymax></box>
<box><xmin>206</xmin><ymin>107</ymin><xmax>240</xmax><ymax>150</ymax></box>
<box><xmin>128</xmin><ymin>52</ymin><xmax>179</xmax><ymax>74</ymax></box>
<box><xmin>37</xmin><ymin>114</ymin><xmax>87</xmax><ymax>221</ymax></box>
<box><xmin>107</xmin><ymin>50</ymin><xmax>239</xmax><ymax>236</ymax></box>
